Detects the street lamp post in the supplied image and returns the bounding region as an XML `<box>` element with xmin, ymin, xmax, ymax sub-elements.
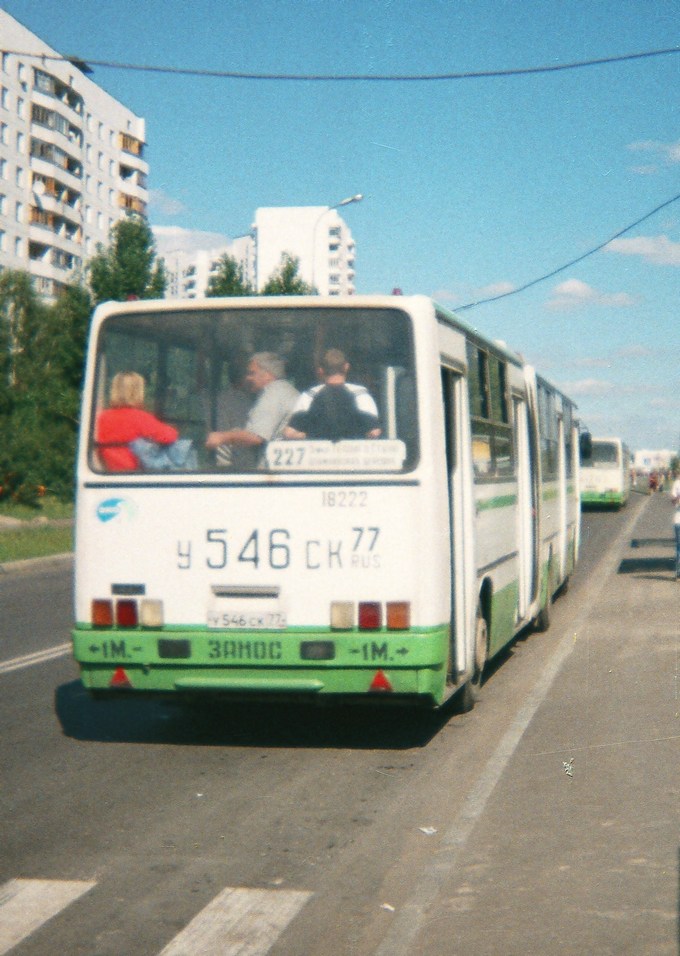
<box><xmin>311</xmin><ymin>193</ymin><xmax>363</xmax><ymax>293</ymax></box>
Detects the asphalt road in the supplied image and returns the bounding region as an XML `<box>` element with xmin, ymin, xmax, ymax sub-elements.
<box><xmin>0</xmin><ymin>488</ymin><xmax>677</xmax><ymax>955</ymax></box>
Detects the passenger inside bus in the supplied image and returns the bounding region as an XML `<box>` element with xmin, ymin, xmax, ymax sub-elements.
<box><xmin>283</xmin><ymin>348</ymin><xmax>382</xmax><ymax>442</ymax></box>
<box><xmin>96</xmin><ymin>371</ymin><xmax>179</xmax><ymax>472</ymax></box>
<box><xmin>205</xmin><ymin>352</ymin><xmax>299</xmax><ymax>466</ymax></box>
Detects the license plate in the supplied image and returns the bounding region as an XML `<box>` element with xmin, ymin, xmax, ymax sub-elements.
<box><xmin>207</xmin><ymin>607</ymin><xmax>287</xmax><ymax>630</ymax></box>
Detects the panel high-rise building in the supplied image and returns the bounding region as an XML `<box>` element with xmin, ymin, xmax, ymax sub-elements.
<box><xmin>0</xmin><ymin>11</ymin><xmax>149</xmax><ymax>298</ymax></box>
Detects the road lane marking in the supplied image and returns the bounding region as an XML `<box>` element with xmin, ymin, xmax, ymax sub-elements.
<box><xmin>0</xmin><ymin>643</ymin><xmax>71</xmax><ymax>676</ymax></box>
<box><xmin>0</xmin><ymin>879</ymin><xmax>95</xmax><ymax>955</ymax></box>
<box><xmin>374</xmin><ymin>497</ymin><xmax>650</xmax><ymax>956</ymax></box>
<box><xmin>158</xmin><ymin>887</ymin><xmax>313</xmax><ymax>956</ymax></box>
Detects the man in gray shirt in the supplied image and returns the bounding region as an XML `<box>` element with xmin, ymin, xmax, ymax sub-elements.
<box><xmin>206</xmin><ymin>352</ymin><xmax>299</xmax><ymax>466</ymax></box>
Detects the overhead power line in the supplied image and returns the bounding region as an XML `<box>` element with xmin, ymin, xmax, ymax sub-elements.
<box><xmin>1</xmin><ymin>45</ymin><xmax>679</xmax><ymax>81</ymax></box>
<box><xmin>454</xmin><ymin>190</ymin><xmax>680</xmax><ymax>311</ymax></box>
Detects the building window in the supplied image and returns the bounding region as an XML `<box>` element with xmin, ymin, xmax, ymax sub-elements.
<box><xmin>0</xmin><ymin>159</ymin><xmax>6</xmax><ymax>179</ymax></box>
<box><xmin>16</xmin><ymin>167</ymin><xmax>24</xmax><ymax>187</ymax></box>
<box><xmin>17</xmin><ymin>97</ymin><xmax>25</xmax><ymax>119</ymax></box>
<box><xmin>0</xmin><ymin>194</ymin><xmax>4</xmax><ymax>215</ymax></box>
<box><xmin>14</xmin><ymin>237</ymin><xmax>22</xmax><ymax>257</ymax></box>
<box><xmin>16</xmin><ymin>131</ymin><xmax>25</xmax><ymax>153</ymax></box>
<box><xmin>0</xmin><ymin>230</ymin><xmax>6</xmax><ymax>252</ymax></box>
<box><xmin>0</xmin><ymin>123</ymin><xmax>7</xmax><ymax>145</ymax></box>
<box><xmin>1</xmin><ymin>87</ymin><xmax>8</xmax><ymax>109</ymax></box>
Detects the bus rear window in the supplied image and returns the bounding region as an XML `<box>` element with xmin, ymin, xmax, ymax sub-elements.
<box><xmin>89</xmin><ymin>305</ymin><xmax>418</xmax><ymax>475</ymax></box>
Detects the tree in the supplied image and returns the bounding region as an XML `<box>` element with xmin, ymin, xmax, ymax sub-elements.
<box><xmin>260</xmin><ymin>253</ymin><xmax>314</xmax><ymax>295</ymax></box>
<box><xmin>0</xmin><ymin>272</ymin><xmax>92</xmax><ymax>501</ymax></box>
<box><xmin>206</xmin><ymin>254</ymin><xmax>253</xmax><ymax>297</ymax></box>
<box><xmin>88</xmin><ymin>214</ymin><xmax>166</xmax><ymax>304</ymax></box>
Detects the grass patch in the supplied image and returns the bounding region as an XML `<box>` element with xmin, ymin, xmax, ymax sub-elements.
<box><xmin>0</xmin><ymin>525</ymin><xmax>73</xmax><ymax>563</ymax></box>
<box><xmin>0</xmin><ymin>496</ymin><xmax>74</xmax><ymax>563</ymax></box>
<box><xmin>0</xmin><ymin>496</ymin><xmax>73</xmax><ymax>521</ymax></box>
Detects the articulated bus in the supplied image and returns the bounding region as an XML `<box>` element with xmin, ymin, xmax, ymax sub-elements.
<box><xmin>72</xmin><ymin>296</ymin><xmax>580</xmax><ymax>710</ymax></box>
<box><xmin>579</xmin><ymin>436</ymin><xmax>631</xmax><ymax>509</ymax></box>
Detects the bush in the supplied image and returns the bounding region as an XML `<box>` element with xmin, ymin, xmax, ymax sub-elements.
<box><xmin>0</xmin><ymin>471</ymin><xmax>46</xmax><ymax>508</ymax></box>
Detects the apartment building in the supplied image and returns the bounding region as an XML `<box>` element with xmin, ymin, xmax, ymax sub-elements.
<box><xmin>252</xmin><ymin>206</ymin><xmax>356</xmax><ymax>295</ymax></box>
<box><xmin>0</xmin><ymin>11</ymin><xmax>148</xmax><ymax>298</ymax></box>
<box><xmin>162</xmin><ymin>207</ymin><xmax>357</xmax><ymax>299</ymax></box>
<box><xmin>162</xmin><ymin>234</ymin><xmax>255</xmax><ymax>299</ymax></box>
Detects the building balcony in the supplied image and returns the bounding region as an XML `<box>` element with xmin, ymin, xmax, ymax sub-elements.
<box><xmin>31</xmin><ymin>85</ymin><xmax>84</xmax><ymax>121</ymax></box>
<box><xmin>29</xmin><ymin>153</ymin><xmax>83</xmax><ymax>188</ymax></box>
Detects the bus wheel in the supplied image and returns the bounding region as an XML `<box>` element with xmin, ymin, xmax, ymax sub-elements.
<box><xmin>459</xmin><ymin>609</ymin><xmax>488</xmax><ymax>713</ymax></box>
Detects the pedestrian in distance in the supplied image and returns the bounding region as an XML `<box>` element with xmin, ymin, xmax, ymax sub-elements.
<box><xmin>671</xmin><ymin>472</ymin><xmax>680</xmax><ymax>579</ymax></box>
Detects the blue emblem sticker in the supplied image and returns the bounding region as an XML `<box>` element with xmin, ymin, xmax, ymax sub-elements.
<box><xmin>96</xmin><ymin>498</ymin><xmax>135</xmax><ymax>523</ymax></box>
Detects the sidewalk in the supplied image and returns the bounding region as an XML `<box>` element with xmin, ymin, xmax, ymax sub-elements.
<box><xmin>406</xmin><ymin>492</ymin><xmax>679</xmax><ymax>955</ymax></box>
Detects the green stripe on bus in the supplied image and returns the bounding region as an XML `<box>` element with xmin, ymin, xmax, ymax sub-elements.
<box><xmin>477</xmin><ymin>494</ymin><xmax>517</xmax><ymax>511</ymax></box>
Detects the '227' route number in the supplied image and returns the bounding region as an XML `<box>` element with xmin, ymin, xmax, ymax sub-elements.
<box><xmin>182</xmin><ymin>529</ymin><xmax>291</xmax><ymax>570</ymax></box>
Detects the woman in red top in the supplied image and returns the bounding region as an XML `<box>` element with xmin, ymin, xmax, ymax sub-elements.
<box><xmin>96</xmin><ymin>371</ymin><xmax>178</xmax><ymax>471</ymax></box>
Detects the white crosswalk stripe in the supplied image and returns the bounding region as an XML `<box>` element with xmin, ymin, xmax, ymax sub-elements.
<box><xmin>0</xmin><ymin>879</ymin><xmax>312</xmax><ymax>956</ymax></box>
<box><xmin>0</xmin><ymin>643</ymin><xmax>71</xmax><ymax>676</ymax></box>
<box><xmin>158</xmin><ymin>886</ymin><xmax>313</xmax><ymax>956</ymax></box>
<box><xmin>0</xmin><ymin>879</ymin><xmax>96</xmax><ymax>955</ymax></box>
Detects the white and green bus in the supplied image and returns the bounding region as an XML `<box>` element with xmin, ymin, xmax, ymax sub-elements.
<box><xmin>72</xmin><ymin>295</ymin><xmax>580</xmax><ymax>710</ymax></box>
<box><xmin>579</xmin><ymin>436</ymin><xmax>631</xmax><ymax>508</ymax></box>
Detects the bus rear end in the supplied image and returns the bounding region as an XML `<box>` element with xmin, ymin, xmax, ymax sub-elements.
<box><xmin>579</xmin><ymin>437</ymin><xmax>628</xmax><ymax>507</ymax></box>
<box><xmin>72</xmin><ymin>297</ymin><xmax>452</xmax><ymax>707</ymax></box>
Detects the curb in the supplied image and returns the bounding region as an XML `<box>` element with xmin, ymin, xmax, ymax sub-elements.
<box><xmin>0</xmin><ymin>552</ymin><xmax>74</xmax><ymax>576</ymax></box>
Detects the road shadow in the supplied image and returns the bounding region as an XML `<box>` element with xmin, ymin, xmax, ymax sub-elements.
<box><xmin>55</xmin><ymin>679</ymin><xmax>465</xmax><ymax>750</ymax></box>
<box><xmin>618</xmin><ymin>556</ymin><xmax>675</xmax><ymax>575</ymax></box>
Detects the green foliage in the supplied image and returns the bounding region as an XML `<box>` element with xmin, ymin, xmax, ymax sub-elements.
<box><xmin>260</xmin><ymin>253</ymin><xmax>314</xmax><ymax>295</ymax></box>
<box><xmin>206</xmin><ymin>254</ymin><xmax>253</xmax><ymax>297</ymax></box>
<box><xmin>0</xmin><ymin>270</ymin><xmax>92</xmax><ymax>501</ymax></box>
<box><xmin>88</xmin><ymin>214</ymin><xmax>167</xmax><ymax>304</ymax></box>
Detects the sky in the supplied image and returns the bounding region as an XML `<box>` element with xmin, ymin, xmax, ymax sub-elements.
<box><xmin>3</xmin><ymin>0</ymin><xmax>679</xmax><ymax>452</ymax></box>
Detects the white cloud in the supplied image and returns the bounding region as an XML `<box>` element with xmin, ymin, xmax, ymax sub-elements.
<box><xmin>627</xmin><ymin>139</ymin><xmax>680</xmax><ymax>171</ymax></box>
<box><xmin>476</xmin><ymin>281</ymin><xmax>516</xmax><ymax>299</ymax></box>
<box><xmin>614</xmin><ymin>344</ymin><xmax>653</xmax><ymax>360</ymax></box>
<box><xmin>559</xmin><ymin>378</ymin><xmax>615</xmax><ymax>397</ymax></box>
<box><xmin>147</xmin><ymin>189</ymin><xmax>188</xmax><ymax>216</ymax></box>
<box><xmin>546</xmin><ymin>278</ymin><xmax>635</xmax><ymax>311</ymax></box>
<box><xmin>605</xmin><ymin>234</ymin><xmax>680</xmax><ymax>266</ymax></box>
<box><xmin>432</xmin><ymin>280</ymin><xmax>515</xmax><ymax>306</ymax></box>
<box><xmin>152</xmin><ymin>225</ymin><xmax>231</xmax><ymax>256</ymax></box>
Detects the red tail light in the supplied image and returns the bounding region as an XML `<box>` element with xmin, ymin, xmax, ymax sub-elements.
<box><xmin>116</xmin><ymin>600</ymin><xmax>138</xmax><ymax>627</ymax></box>
<box><xmin>358</xmin><ymin>602</ymin><xmax>382</xmax><ymax>630</ymax></box>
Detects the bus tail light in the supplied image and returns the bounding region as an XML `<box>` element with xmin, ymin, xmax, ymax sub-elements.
<box><xmin>140</xmin><ymin>599</ymin><xmax>164</xmax><ymax>628</ymax></box>
<box><xmin>386</xmin><ymin>601</ymin><xmax>410</xmax><ymax>630</ymax></box>
<box><xmin>116</xmin><ymin>600</ymin><xmax>138</xmax><ymax>627</ymax></box>
<box><xmin>91</xmin><ymin>599</ymin><xmax>113</xmax><ymax>627</ymax></box>
<box><xmin>358</xmin><ymin>602</ymin><xmax>382</xmax><ymax>630</ymax></box>
<box><xmin>330</xmin><ymin>601</ymin><xmax>354</xmax><ymax>630</ymax></box>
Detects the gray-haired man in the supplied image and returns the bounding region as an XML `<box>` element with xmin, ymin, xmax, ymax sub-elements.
<box><xmin>206</xmin><ymin>352</ymin><xmax>299</xmax><ymax>464</ymax></box>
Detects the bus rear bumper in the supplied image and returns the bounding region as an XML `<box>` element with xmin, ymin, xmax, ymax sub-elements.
<box><xmin>72</xmin><ymin>625</ymin><xmax>450</xmax><ymax>706</ymax></box>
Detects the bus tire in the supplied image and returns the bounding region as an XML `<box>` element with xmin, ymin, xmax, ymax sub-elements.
<box><xmin>458</xmin><ymin>609</ymin><xmax>488</xmax><ymax>713</ymax></box>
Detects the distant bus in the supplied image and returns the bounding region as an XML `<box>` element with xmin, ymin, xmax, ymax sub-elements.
<box><xmin>579</xmin><ymin>437</ymin><xmax>631</xmax><ymax>508</ymax></box>
<box><xmin>72</xmin><ymin>296</ymin><xmax>580</xmax><ymax>710</ymax></box>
